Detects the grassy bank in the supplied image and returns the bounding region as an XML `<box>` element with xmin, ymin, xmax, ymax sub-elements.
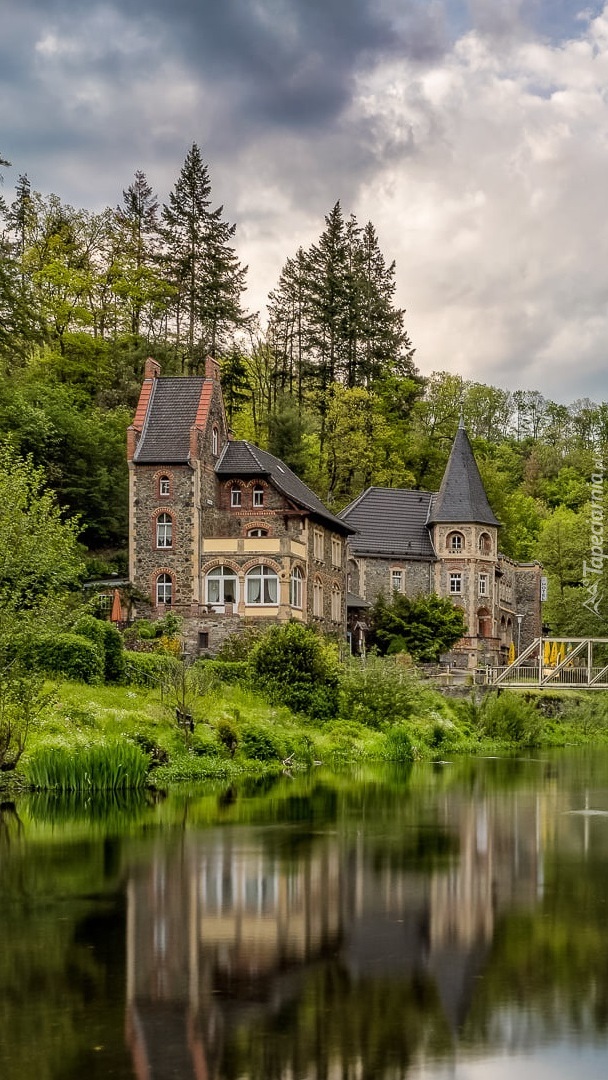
<box><xmin>4</xmin><ymin>672</ymin><xmax>608</xmax><ymax>796</ymax></box>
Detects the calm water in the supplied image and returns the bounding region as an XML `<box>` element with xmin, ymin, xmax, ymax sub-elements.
<box><xmin>3</xmin><ymin>751</ymin><xmax>608</xmax><ymax>1079</ymax></box>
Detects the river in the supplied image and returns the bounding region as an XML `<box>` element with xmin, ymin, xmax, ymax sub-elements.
<box><xmin>2</xmin><ymin>750</ymin><xmax>608</xmax><ymax>1079</ymax></box>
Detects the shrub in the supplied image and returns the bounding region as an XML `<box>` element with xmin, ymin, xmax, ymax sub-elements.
<box><xmin>480</xmin><ymin>691</ymin><xmax>543</xmax><ymax>745</ymax></box>
<box><xmin>216</xmin><ymin>717</ymin><xmax>239</xmax><ymax>756</ymax></box>
<box><xmin>124</xmin><ymin>652</ymin><xmax>174</xmax><ymax>687</ymax></box>
<box><xmin>383</xmin><ymin>725</ymin><xmax>416</xmax><ymax>761</ymax></box>
<box><xmin>240</xmin><ymin>721</ymin><xmax>285</xmax><ymax>762</ymax></box>
<box><xmin>249</xmin><ymin>622</ymin><xmax>340</xmax><ymax>720</ymax></box>
<box><xmin>217</xmin><ymin>626</ymin><xmax>264</xmax><ymax>661</ymax></box>
<box><xmin>199</xmin><ymin>660</ymin><xmax>248</xmax><ymax>685</ymax></box>
<box><xmin>339</xmin><ymin>655</ymin><xmax>426</xmax><ymax>728</ymax></box>
<box><xmin>190</xmin><ymin>730</ymin><xmax>221</xmax><ymax>758</ymax></box>
<box><xmin>72</xmin><ymin>615</ymin><xmax>125</xmax><ymax>683</ymax></box>
<box><xmin>29</xmin><ymin>633</ymin><xmax>104</xmax><ymax>684</ymax></box>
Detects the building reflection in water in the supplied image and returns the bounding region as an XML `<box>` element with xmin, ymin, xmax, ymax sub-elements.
<box><xmin>125</xmin><ymin>790</ymin><xmax>550</xmax><ymax>1078</ymax></box>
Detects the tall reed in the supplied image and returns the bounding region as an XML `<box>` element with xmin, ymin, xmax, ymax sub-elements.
<box><xmin>26</xmin><ymin>741</ymin><xmax>150</xmax><ymax>791</ymax></box>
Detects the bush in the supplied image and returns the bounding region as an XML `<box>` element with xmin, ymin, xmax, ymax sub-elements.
<box><xmin>217</xmin><ymin>626</ymin><xmax>264</xmax><ymax>661</ymax></box>
<box><xmin>216</xmin><ymin>717</ymin><xmax>239</xmax><ymax>756</ymax></box>
<box><xmin>29</xmin><ymin>633</ymin><xmax>104</xmax><ymax>684</ymax></box>
<box><xmin>200</xmin><ymin>660</ymin><xmax>248</xmax><ymax>685</ymax></box>
<box><xmin>124</xmin><ymin>652</ymin><xmax>175</xmax><ymax>687</ymax></box>
<box><xmin>339</xmin><ymin>655</ymin><xmax>427</xmax><ymax>729</ymax></box>
<box><xmin>383</xmin><ymin>725</ymin><xmax>416</xmax><ymax>761</ymax></box>
<box><xmin>240</xmin><ymin>721</ymin><xmax>285</xmax><ymax>762</ymax></box>
<box><xmin>72</xmin><ymin>615</ymin><xmax>125</xmax><ymax>682</ymax></box>
<box><xmin>249</xmin><ymin>622</ymin><xmax>340</xmax><ymax>721</ymax></box>
<box><xmin>480</xmin><ymin>691</ymin><xmax>543</xmax><ymax>745</ymax></box>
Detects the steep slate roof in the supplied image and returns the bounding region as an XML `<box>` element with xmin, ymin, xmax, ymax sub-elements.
<box><xmin>428</xmin><ymin>421</ymin><xmax>500</xmax><ymax>526</ymax></box>
<box><xmin>216</xmin><ymin>440</ymin><xmax>353</xmax><ymax>534</ymax></box>
<box><xmin>340</xmin><ymin>488</ymin><xmax>436</xmax><ymax>558</ymax></box>
<box><xmin>133</xmin><ymin>377</ymin><xmax>205</xmax><ymax>463</ymax></box>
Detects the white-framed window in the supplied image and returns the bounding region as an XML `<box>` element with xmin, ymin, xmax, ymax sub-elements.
<box><xmin>290</xmin><ymin>566</ymin><xmax>303</xmax><ymax>609</ymax></box>
<box><xmin>313</xmin><ymin>529</ymin><xmax>324</xmax><ymax>561</ymax></box>
<box><xmin>450</xmin><ymin>572</ymin><xmax>462</xmax><ymax>594</ymax></box>
<box><xmin>206</xmin><ymin>566</ymin><xmax>238</xmax><ymax>606</ymax></box>
<box><xmin>253</xmin><ymin>485</ymin><xmax>264</xmax><ymax>507</ymax></box>
<box><xmin>230</xmin><ymin>486</ymin><xmax>242</xmax><ymax>508</ymax></box>
<box><xmin>97</xmin><ymin>592</ymin><xmax>111</xmax><ymax>611</ymax></box>
<box><xmin>391</xmin><ymin>569</ymin><xmax>404</xmax><ymax>593</ymax></box>
<box><xmin>448</xmin><ymin>532</ymin><xmax>464</xmax><ymax>553</ymax></box>
<box><xmin>331</xmin><ymin>583</ymin><xmax>341</xmax><ymax>622</ymax></box>
<box><xmin>246</xmin><ymin>565</ymin><xmax>278</xmax><ymax>605</ymax></box>
<box><xmin>331</xmin><ymin>536</ymin><xmax>342</xmax><ymax>567</ymax></box>
<box><xmin>212</xmin><ymin>427</ymin><xmax>219</xmax><ymax>456</ymax></box>
<box><xmin>156</xmin><ymin>512</ymin><xmax>173</xmax><ymax>548</ymax></box>
<box><xmin>313</xmin><ymin>578</ymin><xmax>324</xmax><ymax>617</ymax></box>
<box><xmin>159</xmin><ymin>475</ymin><xmax>170</xmax><ymax>497</ymax></box>
<box><xmin>479</xmin><ymin>572</ymin><xmax>489</xmax><ymax>596</ymax></box>
<box><xmin>247</xmin><ymin>528</ymin><xmax>268</xmax><ymax>538</ymax></box>
<box><xmin>156</xmin><ymin>573</ymin><xmax>173</xmax><ymax>605</ymax></box>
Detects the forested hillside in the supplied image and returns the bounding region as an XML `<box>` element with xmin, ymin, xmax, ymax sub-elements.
<box><xmin>0</xmin><ymin>144</ymin><xmax>605</xmax><ymax>634</ymax></box>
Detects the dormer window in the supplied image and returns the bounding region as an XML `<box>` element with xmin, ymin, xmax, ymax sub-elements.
<box><xmin>447</xmin><ymin>531</ymin><xmax>464</xmax><ymax>553</ymax></box>
<box><xmin>253</xmin><ymin>485</ymin><xmax>264</xmax><ymax>507</ymax></box>
<box><xmin>212</xmin><ymin>427</ymin><xmax>219</xmax><ymax>456</ymax></box>
<box><xmin>230</xmin><ymin>486</ymin><xmax>242</xmax><ymax>508</ymax></box>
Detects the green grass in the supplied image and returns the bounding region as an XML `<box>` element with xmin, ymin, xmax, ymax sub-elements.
<box><xmin>25</xmin><ymin>740</ymin><xmax>149</xmax><ymax>792</ymax></box>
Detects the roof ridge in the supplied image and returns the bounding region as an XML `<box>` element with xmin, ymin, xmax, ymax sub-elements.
<box><xmin>242</xmin><ymin>440</ymin><xmax>266</xmax><ymax>470</ymax></box>
<box><xmin>133</xmin><ymin>378</ymin><xmax>156</xmax><ymax>461</ymax></box>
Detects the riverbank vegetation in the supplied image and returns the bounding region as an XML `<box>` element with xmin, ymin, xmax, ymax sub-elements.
<box><xmin>3</xmin><ymin>617</ymin><xmax>608</xmax><ymax>796</ymax></box>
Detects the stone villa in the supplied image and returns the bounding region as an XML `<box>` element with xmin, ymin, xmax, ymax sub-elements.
<box><xmin>127</xmin><ymin>360</ymin><xmax>542</xmax><ymax>665</ymax></box>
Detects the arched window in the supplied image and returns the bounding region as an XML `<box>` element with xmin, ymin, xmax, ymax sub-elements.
<box><xmin>159</xmin><ymin>475</ymin><xmax>170</xmax><ymax>497</ymax></box>
<box><xmin>212</xmin><ymin>427</ymin><xmax>219</xmax><ymax>456</ymax></box>
<box><xmin>206</xmin><ymin>566</ymin><xmax>238</xmax><ymax>606</ymax></box>
<box><xmin>447</xmin><ymin>531</ymin><xmax>464</xmax><ymax>553</ymax></box>
<box><xmin>479</xmin><ymin>532</ymin><xmax>492</xmax><ymax>554</ymax></box>
<box><xmin>290</xmin><ymin>566</ymin><xmax>303</xmax><ymax>609</ymax></box>
<box><xmin>247</xmin><ymin>528</ymin><xmax>268</xmax><ymax>538</ymax></box>
<box><xmin>313</xmin><ymin>578</ymin><xmax>324</xmax><ymax>617</ymax></box>
<box><xmin>156</xmin><ymin>512</ymin><xmax>173</xmax><ymax>548</ymax></box>
<box><xmin>253</xmin><ymin>485</ymin><xmax>264</xmax><ymax>507</ymax></box>
<box><xmin>246</xmin><ymin>565</ymin><xmax>278</xmax><ymax>605</ymax></box>
<box><xmin>331</xmin><ymin>583</ymin><xmax>341</xmax><ymax>622</ymax></box>
<box><xmin>230</xmin><ymin>486</ymin><xmax>242</xmax><ymax>508</ymax></box>
<box><xmin>156</xmin><ymin>573</ymin><xmax>173</xmax><ymax>606</ymax></box>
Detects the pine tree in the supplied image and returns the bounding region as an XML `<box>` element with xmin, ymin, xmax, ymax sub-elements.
<box><xmin>162</xmin><ymin>144</ymin><xmax>249</xmax><ymax>372</ymax></box>
<box><xmin>113</xmin><ymin>170</ymin><xmax>162</xmax><ymax>337</ymax></box>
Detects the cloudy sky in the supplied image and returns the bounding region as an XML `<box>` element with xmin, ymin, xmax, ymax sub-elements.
<box><xmin>2</xmin><ymin>0</ymin><xmax>608</xmax><ymax>401</ymax></box>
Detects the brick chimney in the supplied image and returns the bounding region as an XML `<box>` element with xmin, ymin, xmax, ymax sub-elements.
<box><xmin>144</xmin><ymin>357</ymin><xmax>161</xmax><ymax>379</ymax></box>
<box><xmin>204</xmin><ymin>356</ymin><xmax>220</xmax><ymax>381</ymax></box>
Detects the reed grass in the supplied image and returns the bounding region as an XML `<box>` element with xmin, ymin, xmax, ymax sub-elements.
<box><xmin>25</xmin><ymin>740</ymin><xmax>150</xmax><ymax>791</ymax></box>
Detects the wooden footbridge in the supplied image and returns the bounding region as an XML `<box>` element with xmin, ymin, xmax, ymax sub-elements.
<box><xmin>491</xmin><ymin>638</ymin><xmax>608</xmax><ymax>689</ymax></box>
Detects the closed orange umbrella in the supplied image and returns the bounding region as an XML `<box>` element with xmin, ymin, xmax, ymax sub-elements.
<box><xmin>110</xmin><ymin>588</ymin><xmax>122</xmax><ymax>623</ymax></box>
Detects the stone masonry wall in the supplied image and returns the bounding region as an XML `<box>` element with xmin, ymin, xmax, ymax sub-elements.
<box><xmin>131</xmin><ymin>464</ymin><xmax>196</xmax><ymax>607</ymax></box>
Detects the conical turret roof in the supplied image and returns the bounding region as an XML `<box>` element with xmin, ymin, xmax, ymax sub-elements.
<box><xmin>428</xmin><ymin>421</ymin><xmax>500</xmax><ymax>527</ymax></box>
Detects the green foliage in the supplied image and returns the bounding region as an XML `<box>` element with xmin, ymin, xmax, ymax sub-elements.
<box><xmin>201</xmin><ymin>659</ymin><xmax>248</xmax><ymax>684</ymax></box>
<box><xmin>0</xmin><ymin>665</ymin><xmax>53</xmax><ymax>771</ymax></box>
<box><xmin>216</xmin><ymin>625</ymin><xmax>265</xmax><ymax>661</ymax></box>
<box><xmin>28</xmin><ymin>633</ymin><xmax>104</xmax><ymax>684</ymax></box>
<box><xmin>479</xmin><ymin>691</ymin><xmax>544</xmax><ymax>746</ymax></box>
<box><xmin>339</xmin><ymin>655</ymin><xmax>430</xmax><ymax>728</ymax></box>
<box><xmin>25</xmin><ymin>740</ymin><xmax>149</xmax><ymax>791</ymax></box>
<box><xmin>249</xmin><ymin>622</ymin><xmax>340</xmax><ymax>720</ymax></box>
<box><xmin>239</xmin><ymin>720</ymin><xmax>285</xmax><ymax>762</ymax></box>
<box><xmin>123</xmin><ymin>651</ymin><xmax>174</xmax><ymax>687</ymax></box>
<box><xmin>383</xmin><ymin>725</ymin><xmax>416</xmax><ymax>762</ymax></box>
<box><xmin>369</xmin><ymin>592</ymin><xmax>467</xmax><ymax>662</ymax></box>
<box><xmin>72</xmin><ymin>613</ymin><xmax>125</xmax><ymax>682</ymax></box>
<box><xmin>216</xmin><ymin>716</ymin><xmax>239</xmax><ymax>756</ymax></box>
